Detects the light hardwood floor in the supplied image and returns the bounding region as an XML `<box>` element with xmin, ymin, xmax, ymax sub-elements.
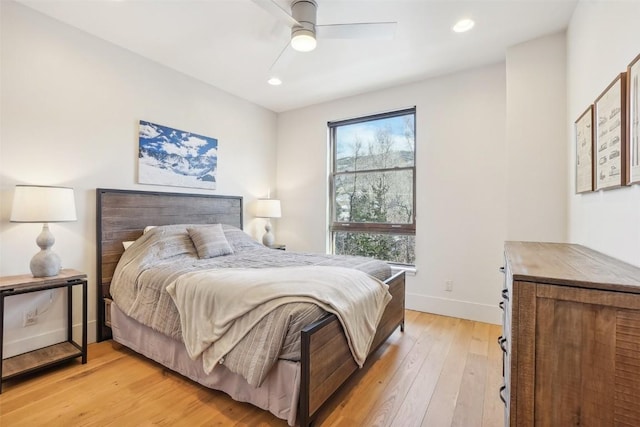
<box><xmin>0</xmin><ymin>310</ymin><xmax>503</xmax><ymax>426</ymax></box>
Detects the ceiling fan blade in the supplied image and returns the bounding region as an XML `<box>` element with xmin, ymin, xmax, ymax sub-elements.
<box><xmin>269</xmin><ymin>40</ymin><xmax>296</xmax><ymax>75</ymax></box>
<box><xmin>317</xmin><ymin>22</ymin><xmax>397</xmax><ymax>40</ymax></box>
<box><xmin>250</xmin><ymin>0</ymin><xmax>300</xmax><ymax>28</ymax></box>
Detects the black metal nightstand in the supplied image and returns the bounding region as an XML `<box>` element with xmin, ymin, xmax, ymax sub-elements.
<box><xmin>268</xmin><ymin>244</ymin><xmax>286</xmax><ymax>250</ymax></box>
<box><xmin>0</xmin><ymin>269</ymin><xmax>87</xmax><ymax>392</ymax></box>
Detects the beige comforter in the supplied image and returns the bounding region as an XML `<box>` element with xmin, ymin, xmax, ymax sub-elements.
<box><xmin>166</xmin><ymin>266</ymin><xmax>392</xmax><ymax>376</ymax></box>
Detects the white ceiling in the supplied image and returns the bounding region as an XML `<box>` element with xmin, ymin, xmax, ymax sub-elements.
<box><xmin>17</xmin><ymin>0</ymin><xmax>578</xmax><ymax>112</ymax></box>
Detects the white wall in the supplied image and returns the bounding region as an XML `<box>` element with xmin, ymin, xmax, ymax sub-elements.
<box><xmin>567</xmin><ymin>1</ymin><xmax>640</xmax><ymax>267</ymax></box>
<box><xmin>277</xmin><ymin>64</ymin><xmax>509</xmax><ymax>324</ymax></box>
<box><xmin>0</xmin><ymin>1</ymin><xmax>277</xmax><ymax>357</ymax></box>
<box><xmin>506</xmin><ymin>33</ymin><xmax>568</xmax><ymax>242</ymax></box>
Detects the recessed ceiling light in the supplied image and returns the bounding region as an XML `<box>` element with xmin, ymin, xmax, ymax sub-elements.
<box><xmin>453</xmin><ymin>18</ymin><xmax>475</xmax><ymax>33</ymax></box>
<box><xmin>268</xmin><ymin>77</ymin><xmax>282</xmax><ymax>86</ymax></box>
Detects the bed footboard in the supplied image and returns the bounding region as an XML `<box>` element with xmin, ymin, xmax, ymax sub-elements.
<box><xmin>299</xmin><ymin>271</ymin><xmax>405</xmax><ymax>426</ymax></box>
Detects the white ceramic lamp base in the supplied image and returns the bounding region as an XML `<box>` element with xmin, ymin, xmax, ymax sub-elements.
<box><xmin>30</xmin><ymin>223</ymin><xmax>62</xmax><ymax>277</ymax></box>
<box><xmin>262</xmin><ymin>221</ymin><xmax>275</xmax><ymax>247</ymax></box>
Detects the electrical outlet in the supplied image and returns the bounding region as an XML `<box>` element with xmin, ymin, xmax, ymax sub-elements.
<box><xmin>445</xmin><ymin>280</ymin><xmax>454</xmax><ymax>292</ymax></box>
<box><xmin>23</xmin><ymin>309</ymin><xmax>37</xmax><ymax>327</ymax></box>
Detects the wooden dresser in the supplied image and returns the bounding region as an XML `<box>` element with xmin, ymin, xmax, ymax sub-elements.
<box><xmin>501</xmin><ymin>242</ymin><xmax>640</xmax><ymax>427</ymax></box>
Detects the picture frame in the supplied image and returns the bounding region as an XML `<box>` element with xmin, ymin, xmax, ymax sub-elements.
<box><xmin>138</xmin><ymin>120</ymin><xmax>218</xmax><ymax>190</ymax></box>
<box><xmin>627</xmin><ymin>53</ymin><xmax>640</xmax><ymax>184</ymax></box>
<box><xmin>575</xmin><ymin>105</ymin><xmax>594</xmax><ymax>193</ymax></box>
<box><xmin>594</xmin><ymin>73</ymin><xmax>627</xmax><ymax>190</ymax></box>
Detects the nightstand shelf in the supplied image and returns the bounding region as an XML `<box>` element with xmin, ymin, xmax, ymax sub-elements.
<box><xmin>0</xmin><ymin>269</ymin><xmax>87</xmax><ymax>392</ymax></box>
<box><xmin>2</xmin><ymin>342</ymin><xmax>82</xmax><ymax>380</ymax></box>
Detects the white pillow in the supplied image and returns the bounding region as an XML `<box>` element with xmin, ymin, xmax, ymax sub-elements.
<box><xmin>122</xmin><ymin>241</ymin><xmax>135</xmax><ymax>250</ymax></box>
<box><xmin>143</xmin><ymin>226</ymin><xmax>157</xmax><ymax>234</ymax></box>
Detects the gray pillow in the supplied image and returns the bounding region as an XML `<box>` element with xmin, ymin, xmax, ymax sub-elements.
<box><xmin>221</xmin><ymin>224</ymin><xmax>263</xmax><ymax>251</ymax></box>
<box><xmin>188</xmin><ymin>224</ymin><xmax>233</xmax><ymax>259</ymax></box>
<box><xmin>145</xmin><ymin>226</ymin><xmax>197</xmax><ymax>260</ymax></box>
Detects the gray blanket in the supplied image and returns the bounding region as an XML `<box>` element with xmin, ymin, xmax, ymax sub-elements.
<box><xmin>110</xmin><ymin>224</ymin><xmax>391</xmax><ymax>386</ymax></box>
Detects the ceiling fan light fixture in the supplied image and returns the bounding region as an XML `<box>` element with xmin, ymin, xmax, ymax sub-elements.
<box><xmin>453</xmin><ymin>18</ymin><xmax>475</xmax><ymax>33</ymax></box>
<box><xmin>291</xmin><ymin>28</ymin><xmax>317</xmax><ymax>52</ymax></box>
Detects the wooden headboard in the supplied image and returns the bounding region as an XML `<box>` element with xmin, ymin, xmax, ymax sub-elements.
<box><xmin>96</xmin><ymin>188</ymin><xmax>243</xmax><ymax>341</ymax></box>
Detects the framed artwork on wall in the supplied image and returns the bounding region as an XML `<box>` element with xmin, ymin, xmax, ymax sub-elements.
<box><xmin>594</xmin><ymin>73</ymin><xmax>627</xmax><ymax>190</ymax></box>
<box><xmin>575</xmin><ymin>105</ymin><xmax>594</xmax><ymax>193</ymax></box>
<box><xmin>138</xmin><ymin>120</ymin><xmax>218</xmax><ymax>190</ymax></box>
<box><xmin>627</xmin><ymin>53</ymin><xmax>640</xmax><ymax>185</ymax></box>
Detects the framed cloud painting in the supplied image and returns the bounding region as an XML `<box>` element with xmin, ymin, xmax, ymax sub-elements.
<box><xmin>138</xmin><ymin>120</ymin><xmax>218</xmax><ymax>190</ymax></box>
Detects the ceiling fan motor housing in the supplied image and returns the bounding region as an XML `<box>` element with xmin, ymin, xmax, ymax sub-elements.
<box><xmin>291</xmin><ymin>0</ymin><xmax>317</xmax><ymax>39</ymax></box>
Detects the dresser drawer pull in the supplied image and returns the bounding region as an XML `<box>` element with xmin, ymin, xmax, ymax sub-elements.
<box><xmin>498</xmin><ymin>336</ymin><xmax>507</xmax><ymax>353</ymax></box>
<box><xmin>498</xmin><ymin>266</ymin><xmax>505</xmax><ymax>274</ymax></box>
<box><xmin>499</xmin><ymin>300</ymin><xmax>505</xmax><ymax>310</ymax></box>
<box><xmin>501</xmin><ymin>288</ymin><xmax>509</xmax><ymax>301</ymax></box>
<box><xmin>499</xmin><ymin>385</ymin><xmax>507</xmax><ymax>405</ymax></box>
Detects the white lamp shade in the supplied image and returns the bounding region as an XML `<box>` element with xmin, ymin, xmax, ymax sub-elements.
<box><xmin>255</xmin><ymin>199</ymin><xmax>281</xmax><ymax>218</ymax></box>
<box><xmin>10</xmin><ymin>185</ymin><xmax>77</xmax><ymax>223</ymax></box>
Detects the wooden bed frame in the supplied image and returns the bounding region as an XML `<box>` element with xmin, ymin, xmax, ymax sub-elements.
<box><xmin>96</xmin><ymin>188</ymin><xmax>405</xmax><ymax>426</ymax></box>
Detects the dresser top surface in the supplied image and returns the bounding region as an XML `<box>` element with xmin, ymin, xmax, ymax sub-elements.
<box><xmin>505</xmin><ymin>241</ymin><xmax>640</xmax><ymax>293</ymax></box>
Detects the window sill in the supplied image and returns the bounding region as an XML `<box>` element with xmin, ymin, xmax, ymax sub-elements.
<box><xmin>390</xmin><ymin>265</ymin><xmax>417</xmax><ymax>276</ymax></box>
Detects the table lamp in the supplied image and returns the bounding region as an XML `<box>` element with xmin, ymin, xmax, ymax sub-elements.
<box><xmin>10</xmin><ymin>185</ymin><xmax>77</xmax><ymax>277</ymax></box>
<box><xmin>255</xmin><ymin>199</ymin><xmax>281</xmax><ymax>247</ymax></box>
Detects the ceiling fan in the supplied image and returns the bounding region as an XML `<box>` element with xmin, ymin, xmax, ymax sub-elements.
<box><xmin>251</xmin><ymin>0</ymin><xmax>397</xmax><ymax>80</ymax></box>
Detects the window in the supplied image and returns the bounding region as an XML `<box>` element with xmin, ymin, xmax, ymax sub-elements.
<box><xmin>329</xmin><ymin>108</ymin><xmax>416</xmax><ymax>265</ymax></box>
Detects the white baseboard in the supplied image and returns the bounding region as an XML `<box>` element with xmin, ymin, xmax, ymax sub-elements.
<box><xmin>3</xmin><ymin>320</ymin><xmax>97</xmax><ymax>359</ymax></box>
<box><xmin>405</xmin><ymin>292</ymin><xmax>502</xmax><ymax>325</ymax></box>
